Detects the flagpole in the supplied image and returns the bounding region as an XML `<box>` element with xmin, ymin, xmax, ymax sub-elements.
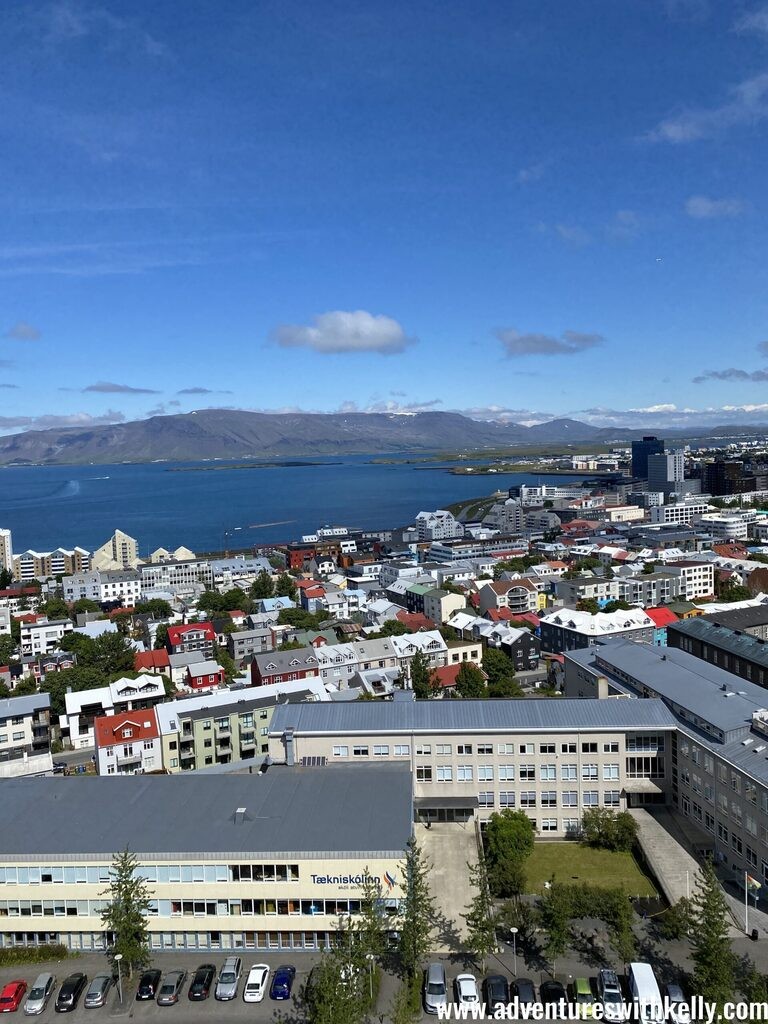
<box><xmin>746</xmin><ymin>871</ymin><xmax>749</xmax><ymax>935</ymax></box>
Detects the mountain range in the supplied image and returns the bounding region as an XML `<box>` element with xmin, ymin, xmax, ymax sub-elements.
<box><xmin>0</xmin><ymin>409</ymin><xmax>765</xmax><ymax>465</ymax></box>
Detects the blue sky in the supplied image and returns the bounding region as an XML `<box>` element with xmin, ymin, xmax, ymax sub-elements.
<box><xmin>1</xmin><ymin>0</ymin><xmax>768</xmax><ymax>432</ymax></box>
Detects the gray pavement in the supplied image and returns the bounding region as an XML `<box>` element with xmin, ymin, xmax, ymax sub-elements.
<box><xmin>420</xmin><ymin>821</ymin><xmax>478</xmax><ymax>952</ymax></box>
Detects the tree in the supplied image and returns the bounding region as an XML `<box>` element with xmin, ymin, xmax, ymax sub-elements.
<box><xmin>603</xmin><ymin>600</ymin><xmax>632</xmax><ymax>613</ymax></box>
<box><xmin>100</xmin><ymin>848</ymin><xmax>152</xmax><ymax>979</ymax></box>
<box><xmin>135</xmin><ymin>598</ymin><xmax>173</xmax><ymax>618</ymax></box>
<box><xmin>277</xmin><ymin>608</ymin><xmax>327</xmax><ymax>630</ymax></box>
<box><xmin>40</xmin><ymin>597</ymin><xmax>70</xmax><ymax>620</ymax></box>
<box><xmin>538</xmin><ymin>879</ymin><xmax>571</xmax><ymax>973</ymax></box>
<box><xmin>275</xmin><ymin>573</ymin><xmax>298</xmax><ymax>599</ymax></box>
<box><xmin>0</xmin><ymin>681</ymin><xmax>8</xmax><ymax>699</ymax></box>
<box><xmin>398</xmin><ymin>836</ymin><xmax>435</xmax><ymax>980</ymax></box>
<box><xmin>304</xmin><ymin>932</ymin><xmax>367</xmax><ymax>1024</ymax></box>
<box><xmin>410</xmin><ymin>650</ymin><xmax>438</xmax><ymax>699</ymax></box>
<box><xmin>92</xmin><ymin>632</ymin><xmax>135</xmax><ymax>675</ymax></box>
<box><xmin>716</xmin><ymin>580</ymin><xmax>751</xmax><ymax>603</ymax></box>
<box><xmin>0</xmin><ymin>568</ymin><xmax>13</xmax><ymax>589</ymax></box>
<box><xmin>455</xmin><ymin>662</ymin><xmax>487</xmax><ymax>699</ymax></box>
<box><xmin>576</xmin><ymin>598</ymin><xmax>600</xmax><ymax>614</ymax></box>
<box><xmin>376</xmin><ymin>619</ymin><xmax>409</xmax><ymax>637</ymax></box>
<box><xmin>0</xmin><ymin>635</ymin><xmax>16</xmax><ymax>666</ymax></box>
<box><xmin>353</xmin><ymin>869</ymin><xmax>386</xmax><ymax>964</ymax></box>
<box><xmin>72</xmin><ymin>597</ymin><xmax>100</xmax><ymax>615</ymax></box>
<box><xmin>482</xmin><ymin>648</ymin><xmax>516</xmax><ymax>689</ymax></box>
<box><xmin>488</xmin><ymin>677</ymin><xmax>523</xmax><ymax>699</ymax></box>
<box><xmin>462</xmin><ymin>855</ymin><xmax>498</xmax><ymax>973</ymax></box>
<box><xmin>249</xmin><ymin>571</ymin><xmax>274</xmax><ymax>599</ymax></box>
<box><xmin>12</xmin><ymin>677</ymin><xmax>37</xmax><ymax>696</ymax></box>
<box><xmin>581</xmin><ymin>808</ymin><xmax>638</xmax><ymax>852</ymax></box>
<box><xmin>484</xmin><ymin>809</ymin><xmax>535</xmax><ymax>897</ymax></box>
<box><xmin>42</xmin><ymin>664</ymin><xmax>104</xmax><ymax>718</ymax></box>
<box><xmin>153</xmin><ymin>623</ymin><xmax>169</xmax><ymax>650</ymax></box>
<box><xmin>689</xmin><ymin>858</ymin><xmax>736</xmax><ymax>1009</ymax></box>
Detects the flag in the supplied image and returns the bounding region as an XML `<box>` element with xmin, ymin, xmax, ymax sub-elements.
<box><xmin>747</xmin><ymin>873</ymin><xmax>761</xmax><ymax>891</ymax></box>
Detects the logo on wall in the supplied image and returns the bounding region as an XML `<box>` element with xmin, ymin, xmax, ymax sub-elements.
<box><xmin>383</xmin><ymin>871</ymin><xmax>397</xmax><ymax>891</ymax></box>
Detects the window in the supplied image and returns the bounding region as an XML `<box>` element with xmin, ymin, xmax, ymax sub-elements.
<box><xmin>603</xmin><ymin>742</ymin><xmax>619</xmax><ymax>753</ymax></box>
<box><xmin>352</xmin><ymin>746</ymin><xmax>369</xmax><ymax>757</ymax></box>
<box><xmin>499</xmin><ymin>792</ymin><xmax>515</xmax><ymax>808</ymax></box>
<box><xmin>416</xmin><ymin>766</ymin><xmax>432</xmax><ymax>782</ymax></box>
<box><xmin>581</xmin><ymin>742</ymin><xmax>597</xmax><ymax>753</ymax></box>
<box><xmin>170</xmin><ymin>758</ymin><xmax>178</xmax><ymax>768</ymax></box>
<box><xmin>541</xmin><ymin>818</ymin><xmax>558</xmax><ymax>832</ymax></box>
<box><xmin>626</xmin><ymin>756</ymin><xmax>664</xmax><ymax>779</ymax></box>
<box><xmin>436</xmin><ymin>744</ymin><xmax>452</xmax><ymax>756</ymax></box>
<box><xmin>498</xmin><ymin>743</ymin><xmax>515</xmax><ymax>754</ymax></box>
<box><xmin>519</xmin><ymin>743</ymin><xmax>534</xmax><ymax>754</ymax></box>
<box><xmin>12</xmin><ymin>731</ymin><xmax>24</xmax><ymax>742</ymax></box>
<box><xmin>520</xmin><ymin>792</ymin><xmax>536</xmax><ymax>808</ymax></box>
<box><xmin>477</xmin><ymin>744</ymin><xmax>492</xmax><ymax>755</ymax></box>
<box><xmin>562</xmin><ymin>791</ymin><xmax>578</xmax><ymax>807</ymax></box>
<box><xmin>478</xmin><ymin>792</ymin><xmax>494</xmax><ymax>808</ymax></box>
<box><xmin>582</xmin><ymin>764</ymin><xmax>598</xmax><ymax>781</ymax></box>
<box><xmin>604</xmin><ymin>791</ymin><xmax>620</xmax><ymax>807</ymax></box>
<box><xmin>436</xmin><ymin>766</ymin><xmax>453</xmax><ymax>783</ymax></box>
<box><xmin>539</xmin><ymin>743</ymin><xmax>555</xmax><ymax>754</ymax></box>
<box><xmin>519</xmin><ymin>765</ymin><xmax>535</xmax><ymax>781</ymax></box>
<box><xmin>561</xmin><ymin>742</ymin><xmax>576</xmax><ymax>753</ymax></box>
<box><xmin>332</xmin><ymin>746</ymin><xmax>348</xmax><ymax>758</ymax></box>
<box><xmin>541</xmin><ymin>792</ymin><xmax>557</xmax><ymax>808</ymax></box>
<box><xmin>478</xmin><ymin>765</ymin><xmax>494</xmax><ymax>782</ymax></box>
<box><xmin>415</xmin><ymin>744</ymin><xmax>431</xmax><ymax>755</ymax></box>
<box><xmin>457</xmin><ymin>766</ymin><xmax>474</xmax><ymax>782</ymax></box>
<box><xmin>498</xmin><ymin>765</ymin><xmax>515</xmax><ymax>781</ymax></box>
<box><xmin>582</xmin><ymin>791</ymin><xmax>599</xmax><ymax>807</ymax></box>
<box><xmin>603</xmin><ymin>764</ymin><xmax>620</xmax><ymax>781</ymax></box>
<box><xmin>704</xmin><ymin>754</ymin><xmax>714</xmax><ymax>774</ymax></box>
<box><xmin>561</xmin><ymin>764</ymin><xmax>577</xmax><ymax>781</ymax></box>
<box><xmin>457</xmin><ymin>744</ymin><xmax>473</xmax><ymax>755</ymax></box>
<box><xmin>394</xmin><ymin>744</ymin><xmax>410</xmax><ymax>756</ymax></box>
<box><xmin>373</xmin><ymin>745</ymin><xmax>390</xmax><ymax>757</ymax></box>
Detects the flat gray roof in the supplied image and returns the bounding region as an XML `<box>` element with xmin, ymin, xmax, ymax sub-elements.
<box><xmin>269</xmin><ymin>697</ymin><xmax>677</xmax><ymax>736</ymax></box>
<box><xmin>183</xmin><ymin>689</ymin><xmax>316</xmax><ymax>724</ymax></box>
<box><xmin>0</xmin><ymin>764</ymin><xmax>413</xmax><ymax>860</ymax></box>
<box><xmin>669</xmin><ymin>618</ymin><xmax>768</xmax><ymax>670</ymax></box>
<box><xmin>0</xmin><ymin>692</ymin><xmax>50</xmax><ymax>719</ymax></box>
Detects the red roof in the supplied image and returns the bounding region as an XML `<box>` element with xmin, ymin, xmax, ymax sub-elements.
<box><xmin>228</xmin><ymin>610</ymin><xmax>246</xmax><ymax>619</ymax></box>
<box><xmin>295</xmin><ymin>578</ymin><xmax>322</xmax><ymax>590</ymax></box>
<box><xmin>304</xmin><ymin>587</ymin><xmax>326</xmax><ymax>599</ymax></box>
<box><xmin>432</xmin><ymin>664</ymin><xmax>487</xmax><ymax>688</ymax></box>
<box><xmin>713</xmin><ymin>544</ymin><xmax>748</xmax><ymax>559</ymax></box>
<box><xmin>167</xmin><ymin>622</ymin><xmax>215</xmax><ymax>645</ymax></box>
<box><xmin>110</xmin><ymin>606</ymin><xmax>135</xmax><ymax>617</ymax></box>
<box><xmin>511</xmin><ymin>613</ymin><xmax>540</xmax><ymax>628</ymax></box>
<box><xmin>485</xmin><ymin>608</ymin><xmax>513</xmax><ymax>622</ymax></box>
<box><xmin>645</xmin><ymin>607</ymin><xmax>678</xmax><ymax>628</ymax></box>
<box><xmin>134</xmin><ymin>649</ymin><xmax>170</xmax><ymax>672</ymax></box>
<box><xmin>94</xmin><ymin>708</ymin><xmax>159</xmax><ymax>748</ymax></box>
<box><xmin>0</xmin><ymin>587</ymin><xmax>38</xmax><ymax>598</ymax></box>
<box><xmin>395</xmin><ymin>611</ymin><xmax>436</xmax><ymax>632</ymax></box>
<box><xmin>15</xmin><ymin>613</ymin><xmax>41</xmax><ymax>624</ymax></box>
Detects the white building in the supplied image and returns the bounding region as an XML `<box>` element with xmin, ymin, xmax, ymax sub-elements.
<box><xmin>696</xmin><ymin>511</ymin><xmax>757</xmax><ymax>542</ymax></box>
<box><xmin>63</xmin><ymin>570</ymin><xmax>142</xmax><ymax>606</ymax></box>
<box><xmin>19</xmin><ymin>618</ymin><xmax>73</xmax><ymax>657</ymax></box>
<box><xmin>0</xmin><ymin>529</ymin><xmax>12</xmax><ymax>574</ymax></box>
<box><xmin>664</xmin><ymin>561</ymin><xmax>716</xmax><ymax>600</ymax></box>
<box><xmin>650</xmin><ymin>502</ymin><xmax>711</xmax><ymax>526</ymax></box>
<box><xmin>94</xmin><ymin>707</ymin><xmax>162</xmax><ymax>776</ymax></box>
<box><xmin>414</xmin><ymin>510</ymin><xmax>464</xmax><ymax>542</ymax></box>
<box><xmin>60</xmin><ymin>675</ymin><xmax>166</xmax><ymax>749</ymax></box>
<box><xmin>0</xmin><ymin>692</ymin><xmax>53</xmax><ymax>779</ymax></box>
<box><xmin>91</xmin><ymin>529</ymin><xmax>140</xmax><ymax>571</ymax></box>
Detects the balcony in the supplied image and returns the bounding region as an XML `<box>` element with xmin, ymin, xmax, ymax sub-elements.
<box><xmin>239</xmin><ymin>733</ymin><xmax>256</xmax><ymax>750</ymax></box>
<box><xmin>116</xmin><ymin>751</ymin><xmax>141</xmax><ymax>767</ymax></box>
<box><xmin>180</xmin><ymin>747</ymin><xmax>195</xmax><ymax>761</ymax></box>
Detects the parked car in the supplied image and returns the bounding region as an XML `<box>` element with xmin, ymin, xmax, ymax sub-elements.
<box><xmin>484</xmin><ymin>975</ymin><xmax>509</xmax><ymax>1011</ymax></box>
<box><xmin>214</xmin><ymin>956</ymin><xmax>242</xmax><ymax>1001</ymax></box>
<box><xmin>598</xmin><ymin>969</ymin><xmax>626</xmax><ymax>1022</ymax></box>
<box><xmin>188</xmin><ymin>965</ymin><xmax>216</xmax><ymax>1001</ymax></box>
<box><xmin>541</xmin><ymin>980</ymin><xmax>568</xmax><ymax>1017</ymax></box>
<box><xmin>424</xmin><ymin>963</ymin><xmax>448</xmax><ymax>1015</ymax></box>
<box><xmin>243</xmin><ymin>965</ymin><xmax>270</xmax><ymax>1003</ymax></box>
<box><xmin>55</xmin><ymin>974</ymin><xmax>87</xmax><ymax>1014</ymax></box>
<box><xmin>454</xmin><ymin>974</ymin><xmax>480</xmax><ymax>1007</ymax></box>
<box><xmin>135</xmin><ymin>970</ymin><xmax>162</xmax><ymax>1001</ymax></box>
<box><xmin>84</xmin><ymin>974</ymin><xmax>113</xmax><ymax>1009</ymax></box>
<box><xmin>664</xmin><ymin>983</ymin><xmax>687</xmax><ymax>1024</ymax></box>
<box><xmin>23</xmin><ymin>973</ymin><xmax>56</xmax><ymax>1016</ymax></box>
<box><xmin>513</xmin><ymin>978</ymin><xmax>538</xmax><ymax>1005</ymax></box>
<box><xmin>0</xmin><ymin>981</ymin><xmax>27</xmax><ymax>1013</ymax></box>
<box><xmin>157</xmin><ymin>971</ymin><xmax>187</xmax><ymax>1006</ymax></box>
<box><xmin>573</xmin><ymin>978</ymin><xmax>595</xmax><ymax>1017</ymax></box>
<box><xmin>269</xmin><ymin>965</ymin><xmax>296</xmax><ymax>1001</ymax></box>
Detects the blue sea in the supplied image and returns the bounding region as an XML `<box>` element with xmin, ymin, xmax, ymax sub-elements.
<box><xmin>0</xmin><ymin>456</ymin><xmax>589</xmax><ymax>556</ymax></box>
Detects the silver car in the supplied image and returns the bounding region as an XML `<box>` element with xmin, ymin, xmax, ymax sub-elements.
<box><xmin>214</xmin><ymin>956</ymin><xmax>242</xmax><ymax>1001</ymax></box>
<box><xmin>23</xmin><ymin>974</ymin><xmax>56</xmax><ymax>1016</ymax></box>
<box><xmin>84</xmin><ymin>974</ymin><xmax>113</xmax><ymax>1009</ymax></box>
<box><xmin>157</xmin><ymin>970</ymin><xmax>187</xmax><ymax>1006</ymax></box>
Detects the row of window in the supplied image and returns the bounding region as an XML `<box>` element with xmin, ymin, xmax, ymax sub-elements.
<box><xmin>475</xmin><ymin>790</ymin><xmax>621</xmax><ymax>809</ymax></box>
<box><xmin>0</xmin><ymin>732</ymin><xmax>26</xmax><ymax>744</ymax></box>
<box><xmin>0</xmin><ymin>863</ymin><xmax>301</xmax><ymax>885</ymax></box>
<box><xmin>414</xmin><ymin>763</ymin><xmax>622</xmax><ymax>782</ymax></box>
<box><xmin>0</xmin><ymin>897</ymin><xmax>390</xmax><ymax>919</ymax></box>
<box><xmin>330</xmin><ymin>738</ymin><xmax>663</xmax><ymax>758</ymax></box>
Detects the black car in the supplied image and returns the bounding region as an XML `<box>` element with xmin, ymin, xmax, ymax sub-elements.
<box><xmin>513</xmin><ymin>978</ymin><xmax>537</xmax><ymax>1005</ymax></box>
<box><xmin>188</xmin><ymin>964</ymin><xmax>216</xmax><ymax>1001</ymax></box>
<box><xmin>136</xmin><ymin>969</ymin><xmax>162</xmax><ymax>1001</ymax></box>
<box><xmin>540</xmin><ymin>980</ymin><xmax>568</xmax><ymax>1017</ymax></box>
<box><xmin>55</xmin><ymin>973</ymin><xmax>87</xmax><ymax>1013</ymax></box>
<box><xmin>484</xmin><ymin>974</ymin><xmax>510</xmax><ymax>1010</ymax></box>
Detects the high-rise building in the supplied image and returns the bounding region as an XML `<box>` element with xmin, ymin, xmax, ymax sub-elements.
<box><xmin>647</xmin><ymin>451</ymin><xmax>685</xmax><ymax>497</ymax></box>
<box><xmin>0</xmin><ymin>529</ymin><xmax>11</xmax><ymax>574</ymax></box>
<box><xmin>703</xmin><ymin>459</ymin><xmax>757</xmax><ymax>496</ymax></box>
<box><xmin>631</xmin><ymin>435</ymin><xmax>664</xmax><ymax>479</ymax></box>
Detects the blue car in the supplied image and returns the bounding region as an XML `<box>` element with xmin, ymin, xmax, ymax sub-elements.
<box><xmin>269</xmin><ymin>965</ymin><xmax>296</xmax><ymax>1001</ymax></box>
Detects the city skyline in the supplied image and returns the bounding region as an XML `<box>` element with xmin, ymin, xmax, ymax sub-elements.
<box><xmin>1</xmin><ymin>0</ymin><xmax>768</xmax><ymax>432</ymax></box>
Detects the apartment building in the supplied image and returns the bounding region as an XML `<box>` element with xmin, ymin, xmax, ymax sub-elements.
<box><xmin>227</xmin><ymin>628</ymin><xmax>275</xmax><ymax>664</ymax></box>
<box><xmin>19</xmin><ymin>619</ymin><xmax>73</xmax><ymax>658</ymax></box>
<box><xmin>422</xmin><ymin>588</ymin><xmax>466</xmax><ymax>626</ymax></box>
<box><xmin>555</xmin><ymin>575</ymin><xmax>620</xmax><ymax>606</ymax></box>
<box><xmin>91</xmin><ymin>529</ymin><xmax>139</xmax><ymax>571</ymax></box>
<box><xmin>94</xmin><ymin>708</ymin><xmax>162</xmax><ymax>776</ymax></box>
<box><xmin>667</xmin><ymin>618</ymin><xmax>768</xmax><ymax>688</ymax></box>
<box><xmin>615</xmin><ymin>572</ymin><xmax>682</xmax><ymax>607</ymax></box>
<box><xmin>139</xmin><ymin>559</ymin><xmax>213</xmax><ymax>596</ymax></box>
<box><xmin>166</xmin><ymin>623</ymin><xmax>215</xmax><ymax>658</ymax></box>
<box><xmin>0</xmin><ymin>766</ymin><xmax>410</xmax><ymax>953</ymax></box>
<box><xmin>650</xmin><ymin>502</ymin><xmax>710</xmax><ymax>526</ymax></box>
<box><xmin>478</xmin><ymin>580</ymin><xmax>538</xmax><ymax>616</ymax></box>
<box><xmin>538</xmin><ymin>607</ymin><xmax>654</xmax><ymax>653</ymax></box>
<box><xmin>60</xmin><ymin>676</ymin><xmax>166</xmax><ymax>749</ymax></box>
<box><xmin>699</xmin><ymin>605</ymin><xmax>768</xmax><ymax>640</ymax></box>
<box><xmin>156</xmin><ymin>677</ymin><xmax>329</xmax><ymax>772</ymax></box>
<box><xmin>0</xmin><ymin>587</ymin><xmax>41</xmax><ymax>614</ymax></box>
<box><xmin>62</xmin><ymin>570</ymin><xmax>142</xmax><ymax>606</ymax></box>
<box><xmin>0</xmin><ymin>529</ymin><xmax>11</xmax><ymax>574</ymax></box>
<box><xmin>269</xmin><ymin>698</ymin><xmax>675</xmax><ymax>829</ymax></box>
<box><xmin>0</xmin><ymin>694</ymin><xmax>53</xmax><ymax>779</ymax></box>
<box><xmin>663</xmin><ymin>561</ymin><xmax>715</xmax><ymax>600</ymax></box>
<box><xmin>415</xmin><ymin>509</ymin><xmax>464</xmax><ymax>541</ymax></box>
<box><xmin>563</xmin><ymin>638</ymin><xmax>768</xmax><ymax>886</ymax></box>
<box><xmin>13</xmin><ymin>548</ymin><xmax>90</xmax><ymax>582</ymax></box>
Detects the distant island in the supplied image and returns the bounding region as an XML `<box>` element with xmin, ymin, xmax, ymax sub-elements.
<box><xmin>168</xmin><ymin>460</ymin><xmax>342</xmax><ymax>473</ymax></box>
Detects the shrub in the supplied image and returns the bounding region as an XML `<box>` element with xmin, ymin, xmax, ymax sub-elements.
<box><xmin>0</xmin><ymin>943</ymin><xmax>70</xmax><ymax>966</ymax></box>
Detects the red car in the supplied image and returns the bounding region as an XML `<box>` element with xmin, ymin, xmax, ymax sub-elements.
<box><xmin>0</xmin><ymin>980</ymin><xmax>27</xmax><ymax>1013</ymax></box>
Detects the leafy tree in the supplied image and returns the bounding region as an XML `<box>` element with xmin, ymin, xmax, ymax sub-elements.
<box><xmin>462</xmin><ymin>855</ymin><xmax>498</xmax><ymax>973</ymax></box>
<box><xmin>603</xmin><ymin>600</ymin><xmax>632</xmax><ymax>613</ymax></box>
<box><xmin>655</xmin><ymin>897</ymin><xmax>693</xmax><ymax>941</ymax></box>
<box><xmin>455</xmin><ymin>662</ymin><xmax>487</xmax><ymax>699</ymax></box>
<box><xmin>305</xmin><ymin>946</ymin><xmax>365</xmax><ymax>1024</ymax></box>
<box><xmin>249</xmin><ymin>571</ymin><xmax>274</xmax><ymax>599</ymax></box>
<box><xmin>60</xmin><ymin>630</ymin><xmax>98</xmax><ymax>663</ymax></box>
<box><xmin>275</xmin><ymin>573</ymin><xmax>298</xmax><ymax>599</ymax></box>
<box><xmin>482</xmin><ymin>648</ymin><xmax>516</xmax><ymax>689</ymax></box>
<box><xmin>277</xmin><ymin>608</ymin><xmax>328</xmax><ymax>630</ymax></box>
<box><xmin>354</xmin><ymin>869</ymin><xmax>386</xmax><ymax>964</ymax></box>
<box><xmin>92</xmin><ymin>632</ymin><xmax>135</xmax><ymax>675</ymax></box>
<box><xmin>0</xmin><ymin>681</ymin><xmax>9</xmax><ymax>699</ymax></box>
<box><xmin>410</xmin><ymin>650</ymin><xmax>438</xmax><ymax>699</ymax></box>
<box><xmin>484</xmin><ymin>809</ymin><xmax>535</xmax><ymax>897</ymax></box>
<box><xmin>72</xmin><ymin>598</ymin><xmax>101</xmax><ymax>615</ymax></box>
<box><xmin>134</xmin><ymin>599</ymin><xmax>173</xmax><ymax>618</ymax></box>
<box><xmin>389</xmin><ymin>977</ymin><xmax>421</xmax><ymax>1024</ymax></box>
<box><xmin>12</xmin><ymin>677</ymin><xmax>37</xmax><ymax>696</ymax></box>
<box><xmin>716</xmin><ymin>580</ymin><xmax>752</xmax><ymax>603</ymax></box>
<box><xmin>398</xmin><ymin>836</ymin><xmax>435</xmax><ymax>980</ymax></box>
<box><xmin>488</xmin><ymin>677</ymin><xmax>523</xmax><ymax>698</ymax></box>
<box><xmin>153</xmin><ymin>623</ymin><xmax>169</xmax><ymax>650</ymax></box>
<box><xmin>642</xmin><ymin>561</ymin><xmax>658</xmax><ymax>575</ymax></box>
<box><xmin>100</xmin><ymin>848</ymin><xmax>152</xmax><ymax>979</ymax></box>
<box><xmin>376</xmin><ymin>619</ymin><xmax>409</xmax><ymax>637</ymax></box>
<box><xmin>0</xmin><ymin>635</ymin><xmax>17</xmax><ymax>666</ymax></box>
<box><xmin>40</xmin><ymin>597</ymin><xmax>70</xmax><ymax>620</ymax></box>
<box><xmin>0</xmin><ymin>568</ymin><xmax>13</xmax><ymax>589</ymax></box>
<box><xmin>576</xmin><ymin>598</ymin><xmax>600</xmax><ymax>614</ymax></box>
<box><xmin>214</xmin><ymin>643</ymin><xmax>237</xmax><ymax>683</ymax></box>
<box><xmin>689</xmin><ymin>858</ymin><xmax>736</xmax><ymax>1009</ymax></box>
<box><xmin>581</xmin><ymin>808</ymin><xmax>638</xmax><ymax>852</ymax></box>
<box><xmin>539</xmin><ymin>879</ymin><xmax>571</xmax><ymax>973</ymax></box>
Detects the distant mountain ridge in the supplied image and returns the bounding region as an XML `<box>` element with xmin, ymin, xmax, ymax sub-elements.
<box><xmin>0</xmin><ymin>409</ymin><xmax>765</xmax><ymax>465</ymax></box>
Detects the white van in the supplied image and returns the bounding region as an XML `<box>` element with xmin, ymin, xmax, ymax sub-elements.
<box><xmin>627</xmin><ymin>963</ymin><xmax>662</xmax><ymax>1024</ymax></box>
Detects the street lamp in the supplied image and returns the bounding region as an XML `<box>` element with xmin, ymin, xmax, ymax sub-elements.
<box><xmin>510</xmin><ymin>927</ymin><xmax>518</xmax><ymax>976</ymax></box>
<box><xmin>113</xmin><ymin>953</ymin><xmax>123</xmax><ymax>1004</ymax></box>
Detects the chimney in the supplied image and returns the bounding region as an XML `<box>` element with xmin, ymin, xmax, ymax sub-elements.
<box><xmin>234</xmin><ymin>806</ymin><xmax>246</xmax><ymax>825</ymax></box>
<box><xmin>284</xmin><ymin>727</ymin><xmax>295</xmax><ymax>766</ymax></box>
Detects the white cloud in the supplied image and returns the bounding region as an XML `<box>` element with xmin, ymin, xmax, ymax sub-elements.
<box><xmin>554</xmin><ymin>223</ymin><xmax>591</xmax><ymax>246</ymax></box>
<box><xmin>272</xmin><ymin>310</ymin><xmax>416</xmax><ymax>355</ymax></box>
<box><xmin>4</xmin><ymin>321</ymin><xmax>41</xmax><ymax>341</ymax></box>
<box><xmin>734</xmin><ymin>5</ymin><xmax>768</xmax><ymax>36</ymax></box>
<box><xmin>496</xmin><ymin>328</ymin><xmax>605</xmax><ymax>357</ymax></box>
<box><xmin>646</xmin><ymin>71</ymin><xmax>768</xmax><ymax>143</ymax></box>
<box><xmin>685</xmin><ymin>195</ymin><xmax>746</xmax><ymax>219</ymax></box>
<box><xmin>0</xmin><ymin>409</ymin><xmax>125</xmax><ymax>432</ymax></box>
<box><xmin>43</xmin><ymin>1</ymin><xmax>169</xmax><ymax>58</ymax></box>
<box><xmin>606</xmin><ymin>209</ymin><xmax>641</xmax><ymax>240</ymax></box>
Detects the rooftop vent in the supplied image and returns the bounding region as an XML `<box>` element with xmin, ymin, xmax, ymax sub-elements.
<box><xmin>234</xmin><ymin>806</ymin><xmax>247</xmax><ymax>825</ymax></box>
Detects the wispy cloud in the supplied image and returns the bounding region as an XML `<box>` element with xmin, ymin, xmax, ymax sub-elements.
<box><xmin>177</xmin><ymin>387</ymin><xmax>233</xmax><ymax>395</ymax></box>
<box><xmin>0</xmin><ymin>409</ymin><xmax>125</xmax><ymax>432</ymax></box>
<box><xmin>0</xmin><ymin>237</ymin><xmax>213</xmax><ymax>277</ymax></box>
<box><xmin>685</xmin><ymin>195</ymin><xmax>746</xmax><ymax>219</ymax></box>
<box><xmin>554</xmin><ymin>223</ymin><xmax>591</xmax><ymax>246</ymax></box>
<box><xmin>646</xmin><ymin>71</ymin><xmax>768</xmax><ymax>143</ymax></box>
<box><xmin>42</xmin><ymin>1</ymin><xmax>170</xmax><ymax>58</ymax></box>
<box><xmin>4</xmin><ymin>321</ymin><xmax>41</xmax><ymax>341</ymax></box>
<box><xmin>83</xmin><ymin>381</ymin><xmax>161</xmax><ymax>394</ymax></box>
<box><xmin>496</xmin><ymin>328</ymin><xmax>605</xmax><ymax>357</ymax></box>
<box><xmin>0</xmin><ymin>384</ymin><xmax>19</xmax><ymax>390</ymax></box>
<box><xmin>693</xmin><ymin>367</ymin><xmax>768</xmax><ymax>383</ymax></box>
<box><xmin>272</xmin><ymin>310</ymin><xmax>416</xmax><ymax>355</ymax></box>
<box><xmin>606</xmin><ymin>209</ymin><xmax>642</xmax><ymax>240</ymax></box>
<box><xmin>516</xmin><ymin>163</ymin><xmax>546</xmax><ymax>184</ymax></box>
<box><xmin>734</xmin><ymin>5</ymin><xmax>768</xmax><ymax>36</ymax></box>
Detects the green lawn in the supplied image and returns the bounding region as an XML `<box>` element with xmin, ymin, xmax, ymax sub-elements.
<box><xmin>525</xmin><ymin>843</ymin><xmax>657</xmax><ymax>897</ymax></box>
